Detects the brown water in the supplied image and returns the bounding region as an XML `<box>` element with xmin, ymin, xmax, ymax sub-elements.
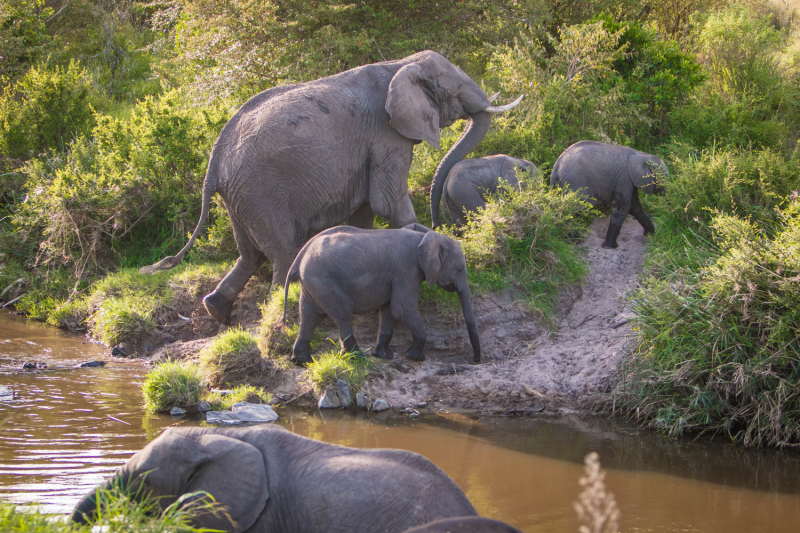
<box><xmin>2</xmin><ymin>310</ymin><xmax>800</xmax><ymax>532</ymax></box>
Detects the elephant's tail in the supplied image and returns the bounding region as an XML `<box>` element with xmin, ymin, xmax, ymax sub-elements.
<box><xmin>139</xmin><ymin>154</ymin><xmax>220</xmax><ymax>275</ymax></box>
<box><xmin>281</xmin><ymin>265</ymin><xmax>300</xmax><ymax>326</ymax></box>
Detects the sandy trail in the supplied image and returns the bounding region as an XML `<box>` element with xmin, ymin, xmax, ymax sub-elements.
<box><xmin>363</xmin><ymin>215</ymin><xmax>647</xmax><ymax>412</ymax></box>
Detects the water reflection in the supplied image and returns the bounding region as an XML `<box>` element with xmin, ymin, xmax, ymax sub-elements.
<box><xmin>2</xmin><ymin>311</ymin><xmax>800</xmax><ymax>532</ymax></box>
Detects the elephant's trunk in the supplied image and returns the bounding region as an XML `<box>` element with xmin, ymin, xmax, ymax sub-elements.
<box><xmin>457</xmin><ymin>286</ymin><xmax>481</xmax><ymax>363</ymax></box>
<box><xmin>70</xmin><ymin>474</ymin><xmax>123</xmax><ymax>524</ymax></box>
<box><xmin>430</xmin><ymin>112</ymin><xmax>492</xmax><ymax>228</ymax></box>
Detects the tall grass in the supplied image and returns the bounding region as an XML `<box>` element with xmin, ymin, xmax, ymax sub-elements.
<box><xmin>306</xmin><ymin>349</ymin><xmax>375</xmax><ymax>393</ymax></box>
<box><xmin>142</xmin><ymin>360</ymin><xmax>204</xmax><ymax>413</ymax></box>
<box><xmin>198</xmin><ymin>327</ymin><xmax>268</xmax><ymax>387</ymax></box>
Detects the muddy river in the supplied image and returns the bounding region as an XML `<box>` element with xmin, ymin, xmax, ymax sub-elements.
<box><xmin>1</xmin><ymin>310</ymin><xmax>800</xmax><ymax>532</ymax></box>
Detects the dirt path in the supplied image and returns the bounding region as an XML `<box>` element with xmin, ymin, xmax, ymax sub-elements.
<box><xmin>363</xmin><ymin>215</ymin><xmax>648</xmax><ymax>412</ymax></box>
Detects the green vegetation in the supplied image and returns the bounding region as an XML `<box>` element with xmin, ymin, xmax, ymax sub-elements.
<box><xmin>2</xmin><ymin>0</ymin><xmax>800</xmax><ymax>447</ymax></box>
<box><xmin>198</xmin><ymin>327</ymin><xmax>268</xmax><ymax>388</ymax></box>
<box><xmin>204</xmin><ymin>384</ymin><xmax>270</xmax><ymax>411</ymax></box>
<box><xmin>141</xmin><ymin>360</ymin><xmax>204</xmax><ymax>413</ymax></box>
<box><xmin>306</xmin><ymin>349</ymin><xmax>375</xmax><ymax>394</ymax></box>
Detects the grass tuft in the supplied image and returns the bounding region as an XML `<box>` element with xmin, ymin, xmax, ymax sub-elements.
<box><xmin>198</xmin><ymin>327</ymin><xmax>269</xmax><ymax>388</ymax></box>
<box><xmin>142</xmin><ymin>360</ymin><xmax>204</xmax><ymax>413</ymax></box>
<box><xmin>203</xmin><ymin>384</ymin><xmax>271</xmax><ymax>411</ymax></box>
<box><xmin>306</xmin><ymin>349</ymin><xmax>374</xmax><ymax>393</ymax></box>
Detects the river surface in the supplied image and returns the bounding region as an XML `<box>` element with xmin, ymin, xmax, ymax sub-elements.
<box><xmin>2</xmin><ymin>310</ymin><xmax>800</xmax><ymax>532</ymax></box>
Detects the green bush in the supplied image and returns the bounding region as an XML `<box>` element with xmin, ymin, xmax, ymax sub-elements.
<box><xmin>0</xmin><ymin>60</ymin><xmax>96</xmax><ymax>160</ymax></box>
<box><xmin>142</xmin><ymin>360</ymin><xmax>204</xmax><ymax>413</ymax></box>
<box><xmin>199</xmin><ymin>327</ymin><xmax>268</xmax><ymax>387</ymax></box>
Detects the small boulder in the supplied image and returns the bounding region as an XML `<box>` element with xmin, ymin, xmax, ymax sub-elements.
<box><xmin>318</xmin><ymin>388</ymin><xmax>342</xmax><ymax>409</ymax></box>
<box><xmin>197</xmin><ymin>400</ymin><xmax>211</xmax><ymax>413</ymax></box>
<box><xmin>336</xmin><ymin>379</ymin><xmax>351</xmax><ymax>407</ymax></box>
<box><xmin>372</xmin><ymin>399</ymin><xmax>390</xmax><ymax>412</ymax></box>
<box><xmin>356</xmin><ymin>393</ymin><xmax>367</xmax><ymax>408</ymax></box>
<box><xmin>231</xmin><ymin>402</ymin><xmax>278</xmax><ymax>423</ymax></box>
<box><xmin>206</xmin><ymin>411</ymin><xmax>242</xmax><ymax>425</ymax></box>
<box><xmin>74</xmin><ymin>361</ymin><xmax>106</xmax><ymax>368</ymax></box>
<box><xmin>170</xmin><ymin>407</ymin><xmax>186</xmax><ymax>417</ymax></box>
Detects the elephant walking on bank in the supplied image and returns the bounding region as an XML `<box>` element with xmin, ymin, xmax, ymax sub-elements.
<box><xmin>283</xmin><ymin>224</ymin><xmax>480</xmax><ymax>366</ymax></box>
<box><xmin>440</xmin><ymin>154</ymin><xmax>538</xmax><ymax>226</ymax></box>
<box><xmin>550</xmin><ymin>141</ymin><xmax>668</xmax><ymax>249</ymax></box>
<box><xmin>71</xmin><ymin>425</ymin><xmax>479</xmax><ymax>533</ymax></box>
<box><xmin>140</xmin><ymin>51</ymin><xmax>520</xmax><ymax>325</ymax></box>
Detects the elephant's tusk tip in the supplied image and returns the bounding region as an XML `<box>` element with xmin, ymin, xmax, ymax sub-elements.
<box><xmin>483</xmin><ymin>94</ymin><xmax>524</xmax><ymax>113</ymax></box>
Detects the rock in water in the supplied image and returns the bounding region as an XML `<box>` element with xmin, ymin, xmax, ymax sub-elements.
<box><xmin>74</xmin><ymin>361</ymin><xmax>106</xmax><ymax>368</ymax></box>
<box><xmin>356</xmin><ymin>393</ymin><xmax>367</xmax><ymax>408</ymax></box>
<box><xmin>170</xmin><ymin>407</ymin><xmax>186</xmax><ymax>417</ymax></box>
<box><xmin>318</xmin><ymin>388</ymin><xmax>342</xmax><ymax>409</ymax></box>
<box><xmin>231</xmin><ymin>402</ymin><xmax>278</xmax><ymax>423</ymax></box>
<box><xmin>197</xmin><ymin>400</ymin><xmax>211</xmax><ymax>413</ymax></box>
<box><xmin>372</xmin><ymin>399</ymin><xmax>390</xmax><ymax>412</ymax></box>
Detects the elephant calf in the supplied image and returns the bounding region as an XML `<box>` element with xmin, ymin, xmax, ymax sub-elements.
<box><xmin>550</xmin><ymin>141</ymin><xmax>668</xmax><ymax>249</ymax></box>
<box><xmin>442</xmin><ymin>154</ymin><xmax>539</xmax><ymax>227</ymax></box>
<box><xmin>283</xmin><ymin>224</ymin><xmax>480</xmax><ymax>365</ymax></box>
<box><xmin>71</xmin><ymin>425</ymin><xmax>479</xmax><ymax>533</ymax></box>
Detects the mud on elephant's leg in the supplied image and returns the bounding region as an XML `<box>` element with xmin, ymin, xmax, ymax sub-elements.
<box><xmin>628</xmin><ymin>188</ymin><xmax>656</xmax><ymax>236</ymax></box>
<box><xmin>602</xmin><ymin>189</ymin><xmax>633</xmax><ymax>249</ymax></box>
<box><xmin>292</xmin><ymin>293</ymin><xmax>326</xmax><ymax>366</ymax></box>
<box><xmin>374</xmin><ymin>305</ymin><xmax>394</xmax><ymax>359</ymax></box>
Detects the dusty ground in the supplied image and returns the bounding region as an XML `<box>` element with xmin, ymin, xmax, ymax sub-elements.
<box><xmin>143</xmin><ymin>215</ymin><xmax>648</xmax><ymax>413</ymax></box>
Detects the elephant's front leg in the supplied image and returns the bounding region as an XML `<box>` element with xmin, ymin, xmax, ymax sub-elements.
<box><xmin>602</xmin><ymin>189</ymin><xmax>632</xmax><ymax>249</ymax></box>
<box><xmin>373</xmin><ymin>304</ymin><xmax>394</xmax><ymax>359</ymax></box>
<box><xmin>628</xmin><ymin>188</ymin><xmax>656</xmax><ymax>236</ymax></box>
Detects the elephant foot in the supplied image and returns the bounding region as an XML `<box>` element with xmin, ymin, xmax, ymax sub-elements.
<box><xmin>406</xmin><ymin>346</ymin><xmax>425</xmax><ymax>362</ymax></box>
<box><xmin>601</xmin><ymin>241</ymin><xmax>618</xmax><ymax>249</ymax></box>
<box><xmin>373</xmin><ymin>346</ymin><xmax>394</xmax><ymax>359</ymax></box>
<box><xmin>203</xmin><ymin>291</ymin><xmax>234</xmax><ymax>325</ymax></box>
<box><xmin>290</xmin><ymin>353</ymin><xmax>313</xmax><ymax>367</ymax></box>
<box><xmin>292</xmin><ymin>341</ymin><xmax>313</xmax><ymax>367</ymax></box>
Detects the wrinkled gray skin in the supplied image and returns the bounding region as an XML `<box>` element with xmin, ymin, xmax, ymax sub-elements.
<box><xmin>283</xmin><ymin>224</ymin><xmax>480</xmax><ymax>366</ymax></box>
<box><xmin>71</xmin><ymin>425</ymin><xmax>477</xmax><ymax>533</ymax></box>
<box><xmin>140</xmin><ymin>51</ymin><xmax>515</xmax><ymax>326</ymax></box>
<box><xmin>442</xmin><ymin>154</ymin><xmax>538</xmax><ymax>226</ymax></box>
<box><xmin>550</xmin><ymin>141</ymin><xmax>668</xmax><ymax>249</ymax></box>
<box><xmin>401</xmin><ymin>517</ymin><xmax>523</xmax><ymax>533</ymax></box>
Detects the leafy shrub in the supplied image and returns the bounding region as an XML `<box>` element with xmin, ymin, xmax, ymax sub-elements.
<box><xmin>0</xmin><ymin>60</ymin><xmax>96</xmax><ymax>160</ymax></box>
<box><xmin>199</xmin><ymin>327</ymin><xmax>269</xmax><ymax>387</ymax></box>
<box><xmin>615</xmin><ymin>197</ymin><xmax>800</xmax><ymax>447</ymax></box>
<box><xmin>142</xmin><ymin>360</ymin><xmax>204</xmax><ymax>413</ymax></box>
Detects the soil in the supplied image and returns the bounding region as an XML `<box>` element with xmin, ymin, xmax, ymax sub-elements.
<box><xmin>138</xmin><ymin>215</ymin><xmax>648</xmax><ymax>414</ymax></box>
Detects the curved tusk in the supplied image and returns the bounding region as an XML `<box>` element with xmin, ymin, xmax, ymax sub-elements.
<box><xmin>487</xmin><ymin>91</ymin><xmax>501</xmax><ymax>103</ymax></box>
<box><xmin>483</xmin><ymin>94</ymin><xmax>524</xmax><ymax>113</ymax></box>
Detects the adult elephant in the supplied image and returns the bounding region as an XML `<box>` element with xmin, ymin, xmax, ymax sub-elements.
<box><xmin>71</xmin><ymin>425</ymin><xmax>478</xmax><ymax>533</ymax></box>
<box><xmin>550</xmin><ymin>141</ymin><xmax>668</xmax><ymax>249</ymax></box>
<box><xmin>441</xmin><ymin>154</ymin><xmax>538</xmax><ymax>226</ymax></box>
<box><xmin>140</xmin><ymin>51</ymin><xmax>521</xmax><ymax>325</ymax></box>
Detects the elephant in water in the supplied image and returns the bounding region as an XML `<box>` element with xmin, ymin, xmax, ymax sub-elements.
<box><xmin>402</xmin><ymin>517</ymin><xmax>523</xmax><ymax>533</ymax></box>
<box><xmin>283</xmin><ymin>224</ymin><xmax>480</xmax><ymax>366</ymax></box>
<box><xmin>440</xmin><ymin>154</ymin><xmax>538</xmax><ymax>227</ymax></box>
<box><xmin>550</xmin><ymin>141</ymin><xmax>668</xmax><ymax>249</ymax></box>
<box><xmin>139</xmin><ymin>51</ymin><xmax>521</xmax><ymax>325</ymax></box>
<box><xmin>71</xmin><ymin>425</ymin><xmax>479</xmax><ymax>533</ymax></box>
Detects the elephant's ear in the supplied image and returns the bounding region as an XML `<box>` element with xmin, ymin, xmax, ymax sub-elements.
<box><xmin>183</xmin><ymin>434</ymin><xmax>269</xmax><ymax>533</ymax></box>
<box><xmin>629</xmin><ymin>153</ymin><xmax>665</xmax><ymax>194</ymax></box>
<box><xmin>386</xmin><ymin>63</ymin><xmax>440</xmax><ymax>149</ymax></box>
<box><xmin>418</xmin><ymin>231</ymin><xmax>445</xmax><ymax>285</ymax></box>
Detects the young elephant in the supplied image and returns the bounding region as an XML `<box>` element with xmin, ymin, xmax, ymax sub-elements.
<box><xmin>550</xmin><ymin>141</ymin><xmax>668</xmax><ymax>249</ymax></box>
<box><xmin>71</xmin><ymin>425</ymin><xmax>479</xmax><ymax>533</ymax></box>
<box><xmin>283</xmin><ymin>224</ymin><xmax>481</xmax><ymax>365</ymax></box>
<box><xmin>442</xmin><ymin>154</ymin><xmax>539</xmax><ymax>227</ymax></box>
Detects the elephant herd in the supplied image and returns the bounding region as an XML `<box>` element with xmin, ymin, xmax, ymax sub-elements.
<box><xmin>88</xmin><ymin>52</ymin><xmax>670</xmax><ymax>530</ymax></box>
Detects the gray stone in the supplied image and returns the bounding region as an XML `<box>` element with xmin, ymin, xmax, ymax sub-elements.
<box><xmin>318</xmin><ymin>388</ymin><xmax>342</xmax><ymax>409</ymax></box>
<box><xmin>74</xmin><ymin>360</ymin><xmax>106</xmax><ymax>368</ymax></box>
<box><xmin>336</xmin><ymin>379</ymin><xmax>351</xmax><ymax>407</ymax></box>
<box><xmin>231</xmin><ymin>402</ymin><xmax>278</xmax><ymax>423</ymax></box>
<box><xmin>372</xmin><ymin>399</ymin><xmax>390</xmax><ymax>412</ymax></box>
<box><xmin>197</xmin><ymin>400</ymin><xmax>211</xmax><ymax>413</ymax></box>
<box><xmin>206</xmin><ymin>411</ymin><xmax>243</xmax><ymax>425</ymax></box>
<box><xmin>170</xmin><ymin>407</ymin><xmax>186</xmax><ymax>417</ymax></box>
<box><xmin>356</xmin><ymin>393</ymin><xmax>367</xmax><ymax>408</ymax></box>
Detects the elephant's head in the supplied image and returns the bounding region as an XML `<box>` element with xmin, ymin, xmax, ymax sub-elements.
<box><xmin>629</xmin><ymin>153</ymin><xmax>669</xmax><ymax>195</ymax></box>
<box><xmin>71</xmin><ymin>429</ymin><xmax>269</xmax><ymax>533</ymax></box>
<box><xmin>417</xmin><ymin>230</ymin><xmax>481</xmax><ymax>362</ymax></box>
<box><xmin>384</xmin><ymin>51</ymin><xmax>522</xmax><ymax>229</ymax></box>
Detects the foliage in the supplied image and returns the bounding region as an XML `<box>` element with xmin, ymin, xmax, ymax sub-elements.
<box><xmin>0</xmin><ymin>60</ymin><xmax>97</xmax><ymax>161</ymax></box>
<box><xmin>443</xmin><ymin>179</ymin><xmax>593</xmax><ymax>322</ymax></box>
<box><xmin>142</xmin><ymin>359</ymin><xmax>204</xmax><ymax>412</ymax></box>
<box><xmin>204</xmin><ymin>384</ymin><xmax>270</xmax><ymax>411</ymax></box>
<box><xmin>199</xmin><ymin>327</ymin><xmax>270</xmax><ymax>387</ymax></box>
<box><xmin>0</xmin><ymin>0</ymin><xmax>54</xmax><ymax>81</ymax></box>
<box><xmin>306</xmin><ymin>349</ymin><xmax>374</xmax><ymax>393</ymax></box>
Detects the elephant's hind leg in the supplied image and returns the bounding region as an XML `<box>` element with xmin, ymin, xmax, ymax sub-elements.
<box><xmin>628</xmin><ymin>188</ymin><xmax>656</xmax><ymax>236</ymax></box>
<box><xmin>373</xmin><ymin>304</ymin><xmax>394</xmax><ymax>359</ymax></box>
<box><xmin>292</xmin><ymin>292</ymin><xmax>326</xmax><ymax>366</ymax></box>
<box><xmin>602</xmin><ymin>189</ymin><xmax>632</xmax><ymax>249</ymax></box>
